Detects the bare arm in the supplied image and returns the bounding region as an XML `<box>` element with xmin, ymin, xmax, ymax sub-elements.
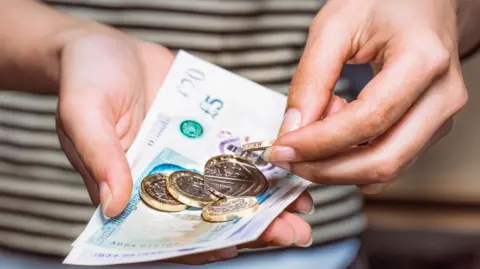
<box><xmin>0</xmin><ymin>0</ymin><xmax>113</xmax><ymax>93</ymax></box>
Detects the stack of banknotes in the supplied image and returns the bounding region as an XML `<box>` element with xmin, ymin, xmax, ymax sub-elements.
<box><xmin>64</xmin><ymin>51</ymin><xmax>311</xmax><ymax>266</ymax></box>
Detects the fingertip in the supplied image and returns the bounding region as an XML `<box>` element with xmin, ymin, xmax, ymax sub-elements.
<box><xmin>325</xmin><ymin>95</ymin><xmax>347</xmax><ymax>116</ymax></box>
<box><xmin>278</xmin><ymin>108</ymin><xmax>302</xmax><ymax>136</ymax></box>
<box><xmin>286</xmin><ymin>191</ymin><xmax>313</xmax><ymax>214</ymax></box>
<box><xmin>296</xmin><ymin>236</ymin><xmax>313</xmax><ymax>248</ymax></box>
<box><xmin>102</xmin><ymin>165</ymin><xmax>133</xmax><ymax>218</ymax></box>
<box><xmin>260</xmin><ymin>213</ymin><xmax>297</xmax><ymax>247</ymax></box>
<box><xmin>279</xmin><ymin>212</ymin><xmax>312</xmax><ymax>247</ymax></box>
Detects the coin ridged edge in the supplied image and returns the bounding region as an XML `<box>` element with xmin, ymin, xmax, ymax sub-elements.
<box><xmin>140</xmin><ymin>181</ymin><xmax>187</xmax><ymax>212</ymax></box>
<box><xmin>140</xmin><ymin>174</ymin><xmax>187</xmax><ymax>212</ymax></box>
<box><xmin>204</xmin><ymin>154</ymin><xmax>258</xmax><ymax>171</ymax></box>
<box><xmin>166</xmin><ymin>171</ymin><xmax>216</xmax><ymax>208</ymax></box>
<box><xmin>241</xmin><ymin>140</ymin><xmax>275</xmax><ymax>152</ymax></box>
<box><xmin>202</xmin><ymin>197</ymin><xmax>259</xmax><ymax>222</ymax></box>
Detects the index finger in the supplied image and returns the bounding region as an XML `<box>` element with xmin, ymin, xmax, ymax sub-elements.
<box><xmin>279</xmin><ymin>17</ymin><xmax>352</xmax><ymax>135</ymax></box>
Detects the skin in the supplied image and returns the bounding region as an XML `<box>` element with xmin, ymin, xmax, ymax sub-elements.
<box><xmin>263</xmin><ymin>0</ymin><xmax>469</xmax><ymax>194</ymax></box>
<box><xmin>1</xmin><ymin>0</ymin><xmax>478</xmax><ymax>265</ymax></box>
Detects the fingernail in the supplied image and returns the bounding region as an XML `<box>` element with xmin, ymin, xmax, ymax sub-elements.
<box><xmin>99</xmin><ymin>181</ymin><xmax>112</xmax><ymax>219</ymax></box>
<box><xmin>274</xmin><ymin>162</ymin><xmax>291</xmax><ymax>171</ymax></box>
<box><xmin>306</xmin><ymin>206</ymin><xmax>315</xmax><ymax>215</ymax></box>
<box><xmin>279</xmin><ymin>108</ymin><xmax>302</xmax><ymax>136</ymax></box>
<box><xmin>278</xmin><ymin>233</ymin><xmax>298</xmax><ymax>246</ymax></box>
<box><xmin>296</xmin><ymin>202</ymin><xmax>314</xmax><ymax>215</ymax></box>
<box><xmin>262</xmin><ymin>146</ymin><xmax>296</xmax><ymax>162</ymax></box>
<box><xmin>295</xmin><ymin>236</ymin><xmax>313</xmax><ymax>248</ymax></box>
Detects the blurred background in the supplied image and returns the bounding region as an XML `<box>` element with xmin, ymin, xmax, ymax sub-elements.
<box><xmin>0</xmin><ymin>45</ymin><xmax>478</xmax><ymax>269</ymax></box>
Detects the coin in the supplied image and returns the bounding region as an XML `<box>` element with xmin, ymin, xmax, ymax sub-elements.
<box><xmin>241</xmin><ymin>140</ymin><xmax>275</xmax><ymax>152</ymax></box>
<box><xmin>202</xmin><ymin>197</ymin><xmax>259</xmax><ymax>222</ymax></box>
<box><xmin>140</xmin><ymin>174</ymin><xmax>187</xmax><ymax>212</ymax></box>
<box><xmin>204</xmin><ymin>155</ymin><xmax>268</xmax><ymax>198</ymax></box>
<box><xmin>166</xmin><ymin>170</ymin><xmax>218</xmax><ymax>208</ymax></box>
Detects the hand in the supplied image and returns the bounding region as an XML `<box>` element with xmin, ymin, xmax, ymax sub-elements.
<box><xmin>262</xmin><ymin>0</ymin><xmax>468</xmax><ymax>193</ymax></box>
<box><xmin>55</xmin><ymin>30</ymin><xmax>313</xmax><ymax>264</ymax></box>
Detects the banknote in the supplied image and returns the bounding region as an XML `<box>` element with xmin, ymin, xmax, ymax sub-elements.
<box><xmin>64</xmin><ymin>183</ymin><xmax>307</xmax><ymax>266</ymax></box>
<box><xmin>64</xmin><ymin>51</ymin><xmax>311</xmax><ymax>265</ymax></box>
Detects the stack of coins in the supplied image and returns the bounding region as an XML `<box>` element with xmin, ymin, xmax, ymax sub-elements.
<box><xmin>139</xmin><ymin>140</ymin><xmax>275</xmax><ymax>223</ymax></box>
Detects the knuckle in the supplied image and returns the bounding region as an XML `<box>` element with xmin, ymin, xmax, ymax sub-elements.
<box><xmin>444</xmin><ymin>84</ymin><xmax>469</xmax><ymax>117</ymax></box>
<box><xmin>426</xmin><ymin>47</ymin><xmax>450</xmax><ymax>74</ymax></box>
<box><xmin>453</xmin><ymin>87</ymin><xmax>469</xmax><ymax>113</ymax></box>
<box><xmin>415</xmin><ymin>37</ymin><xmax>451</xmax><ymax>75</ymax></box>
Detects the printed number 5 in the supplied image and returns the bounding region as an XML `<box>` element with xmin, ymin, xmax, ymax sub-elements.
<box><xmin>200</xmin><ymin>96</ymin><xmax>223</xmax><ymax>118</ymax></box>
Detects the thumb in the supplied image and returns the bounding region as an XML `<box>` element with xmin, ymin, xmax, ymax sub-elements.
<box><xmin>58</xmin><ymin>103</ymin><xmax>132</xmax><ymax>218</ymax></box>
<box><xmin>58</xmin><ymin>102</ymin><xmax>132</xmax><ymax>218</ymax></box>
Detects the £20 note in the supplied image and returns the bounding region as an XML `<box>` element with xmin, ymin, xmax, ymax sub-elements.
<box><xmin>64</xmin><ymin>51</ymin><xmax>311</xmax><ymax>266</ymax></box>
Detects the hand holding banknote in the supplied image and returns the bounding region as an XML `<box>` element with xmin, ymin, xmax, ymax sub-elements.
<box><xmin>54</xmin><ymin>31</ymin><xmax>338</xmax><ymax>263</ymax></box>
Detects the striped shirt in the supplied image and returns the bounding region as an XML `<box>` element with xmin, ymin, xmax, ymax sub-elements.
<box><xmin>0</xmin><ymin>0</ymin><xmax>365</xmax><ymax>256</ymax></box>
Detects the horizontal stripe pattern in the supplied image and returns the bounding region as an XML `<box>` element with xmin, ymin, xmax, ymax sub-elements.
<box><xmin>0</xmin><ymin>0</ymin><xmax>363</xmax><ymax>256</ymax></box>
<box><xmin>54</xmin><ymin>6</ymin><xmax>315</xmax><ymax>32</ymax></box>
<box><xmin>46</xmin><ymin>0</ymin><xmax>324</xmax><ymax>15</ymax></box>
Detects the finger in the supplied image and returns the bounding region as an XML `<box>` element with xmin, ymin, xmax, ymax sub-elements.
<box><xmin>239</xmin><ymin>212</ymin><xmax>297</xmax><ymax>249</ymax></box>
<box><xmin>324</xmin><ymin>95</ymin><xmax>347</xmax><ymax>117</ymax></box>
<box><xmin>239</xmin><ymin>212</ymin><xmax>312</xmax><ymax>249</ymax></box>
<box><xmin>268</xmin><ymin>43</ymin><xmax>451</xmax><ymax>163</ymax></box>
<box><xmin>165</xmin><ymin>247</ymin><xmax>237</xmax><ymax>265</ymax></box>
<box><xmin>285</xmin><ymin>191</ymin><xmax>314</xmax><ymax>214</ymax></box>
<box><xmin>280</xmin><ymin>211</ymin><xmax>312</xmax><ymax>247</ymax></box>
<box><xmin>358</xmin><ymin>117</ymin><xmax>454</xmax><ymax>194</ymax></box>
<box><xmin>285</xmin><ymin>65</ymin><xmax>467</xmax><ymax>185</ymax></box>
<box><xmin>278</xmin><ymin>16</ymin><xmax>352</xmax><ymax>135</ymax></box>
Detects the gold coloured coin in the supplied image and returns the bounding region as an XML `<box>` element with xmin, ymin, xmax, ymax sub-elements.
<box><xmin>166</xmin><ymin>170</ymin><xmax>218</xmax><ymax>208</ymax></box>
<box><xmin>202</xmin><ymin>197</ymin><xmax>259</xmax><ymax>222</ymax></box>
<box><xmin>241</xmin><ymin>140</ymin><xmax>275</xmax><ymax>152</ymax></box>
<box><xmin>204</xmin><ymin>155</ymin><xmax>268</xmax><ymax>198</ymax></box>
<box><xmin>140</xmin><ymin>174</ymin><xmax>187</xmax><ymax>212</ymax></box>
